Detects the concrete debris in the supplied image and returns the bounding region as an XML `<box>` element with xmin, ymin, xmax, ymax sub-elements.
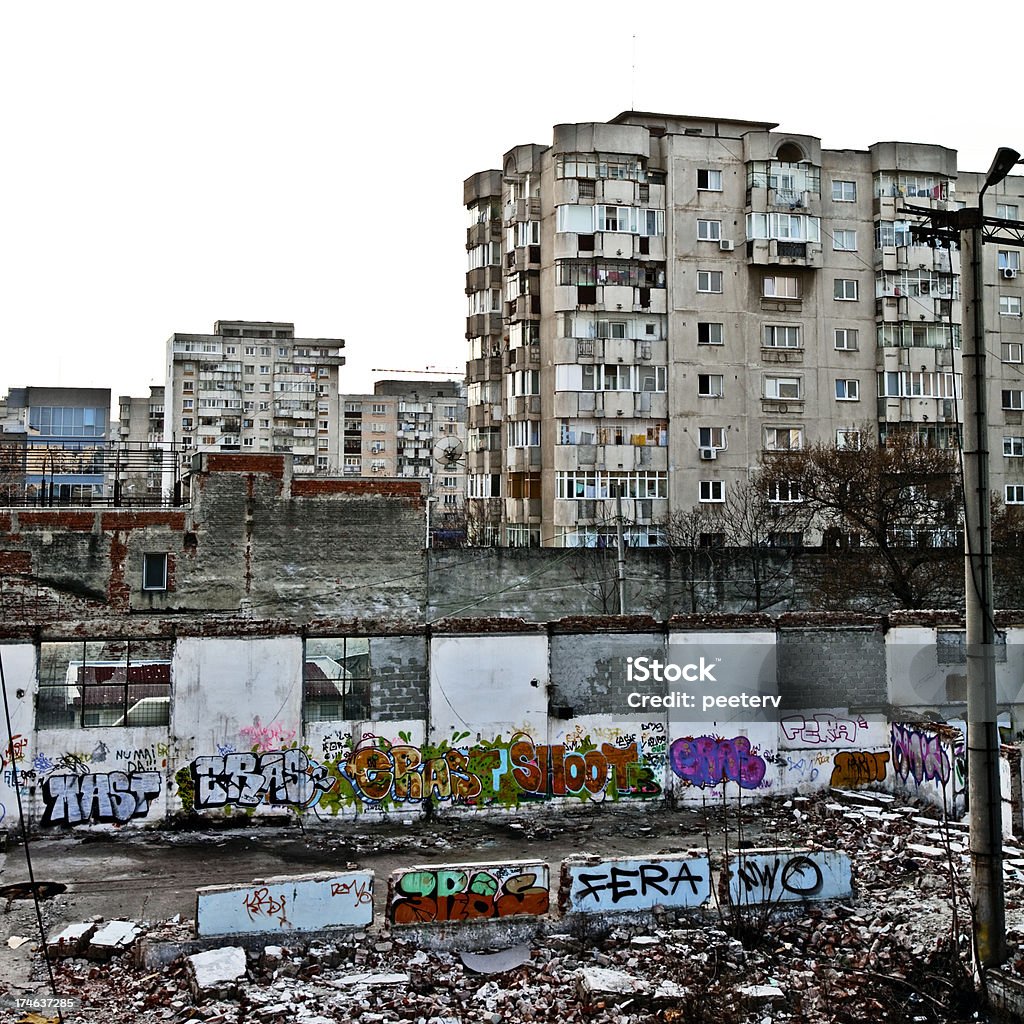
<box><xmin>186</xmin><ymin>946</ymin><xmax>247</xmax><ymax>1001</ymax></box>
<box><xmin>7</xmin><ymin>935</ymin><xmax>31</xmax><ymax>949</ymax></box>
<box><xmin>459</xmin><ymin>945</ymin><xmax>532</xmax><ymax>974</ymax></box>
<box><xmin>87</xmin><ymin>920</ymin><xmax>142</xmax><ymax>960</ymax></box>
<box><xmin>47</xmin><ymin>921</ymin><xmax>97</xmax><ymax>958</ymax></box>
<box><xmin>576</xmin><ymin>966</ymin><xmax>651</xmax><ymax>1000</ymax></box>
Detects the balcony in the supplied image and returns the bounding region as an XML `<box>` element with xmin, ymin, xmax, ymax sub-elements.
<box><xmin>746</xmin><ymin>238</ymin><xmax>821</xmax><ymax>268</ymax></box>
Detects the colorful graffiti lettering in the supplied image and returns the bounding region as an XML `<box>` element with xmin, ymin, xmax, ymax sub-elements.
<box><xmin>239</xmin><ymin>717</ymin><xmax>297</xmax><ymax>753</ymax></box>
<box><xmin>344</xmin><ymin>742</ymin><xmax>482</xmax><ymax>804</ymax></box>
<box><xmin>41</xmin><ymin>771</ymin><xmax>161</xmax><ymax>826</ymax></box>
<box><xmin>830</xmin><ymin>751</ymin><xmax>889</xmax><ymax>789</ymax></box>
<box><xmin>32</xmin><ymin>753</ymin><xmax>54</xmax><ymax>774</ymax></box>
<box><xmin>389</xmin><ymin>863</ymin><xmax>549</xmax><ymax>925</ymax></box>
<box><xmin>890</xmin><ymin>723</ymin><xmax>956</xmax><ymax>787</ymax></box>
<box><xmin>2</xmin><ymin>734</ymin><xmax>28</xmax><ymax>768</ymax></box>
<box><xmin>781</xmin><ymin>714</ymin><xmax>868</xmax><ymax>746</ymax></box>
<box><xmin>669</xmin><ymin>735</ymin><xmax>767</xmax><ymax>790</ymax></box>
<box><xmin>242</xmin><ymin>887</ymin><xmax>288</xmax><ymax>926</ymax></box>
<box><xmin>187</xmin><ymin>749</ymin><xmax>335</xmax><ymax>810</ymax></box>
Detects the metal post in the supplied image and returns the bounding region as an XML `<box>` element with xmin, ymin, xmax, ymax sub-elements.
<box><xmin>962</xmin><ymin>211</ymin><xmax>1006</xmax><ymax>967</ymax></box>
<box><xmin>615</xmin><ymin>487</ymin><xmax>626</xmax><ymax>615</ymax></box>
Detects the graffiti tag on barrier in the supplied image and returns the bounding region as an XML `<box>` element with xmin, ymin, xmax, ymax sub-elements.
<box><xmin>242</xmin><ymin>887</ymin><xmax>288</xmax><ymax>926</ymax></box>
<box><xmin>41</xmin><ymin>771</ymin><xmax>161</xmax><ymax>826</ymax></box>
<box><xmin>389</xmin><ymin>863</ymin><xmax>549</xmax><ymax>925</ymax></box>
<box><xmin>669</xmin><ymin>735</ymin><xmax>767</xmax><ymax>790</ymax></box>
<box><xmin>781</xmin><ymin>714</ymin><xmax>868</xmax><ymax>746</ymax></box>
<box><xmin>563</xmin><ymin>855</ymin><xmax>711</xmax><ymax>912</ymax></box>
<box><xmin>727</xmin><ymin>850</ymin><xmax>851</xmax><ymax>905</ymax></box>
<box><xmin>331</xmin><ymin>879</ymin><xmax>373</xmax><ymax>905</ymax></box>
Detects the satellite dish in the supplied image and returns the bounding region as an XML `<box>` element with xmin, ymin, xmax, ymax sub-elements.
<box><xmin>433</xmin><ymin>438</ymin><xmax>465</xmax><ymax>469</ymax></box>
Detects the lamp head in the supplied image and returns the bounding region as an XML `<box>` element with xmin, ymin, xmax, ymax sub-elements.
<box><xmin>983</xmin><ymin>147</ymin><xmax>1022</xmax><ymax>193</ymax></box>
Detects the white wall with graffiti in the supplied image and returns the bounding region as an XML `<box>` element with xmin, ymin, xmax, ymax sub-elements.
<box><xmin>0</xmin><ymin>627</ymin><xmax>1020</xmax><ymax>831</ymax></box>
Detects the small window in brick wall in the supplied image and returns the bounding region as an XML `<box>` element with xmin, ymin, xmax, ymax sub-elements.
<box><xmin>303</xmin><ymin>638</ymin><xmax>371</xmax><ymax>723</ymax></box>
<box><xmin>143</xmin><ymin>552</ymin><xmax>168</xmax><ymax>591</ymax></box>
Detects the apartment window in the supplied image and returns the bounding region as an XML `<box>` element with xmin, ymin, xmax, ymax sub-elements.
<box><xmin>182</xmin><ymin>399</ymin><xmax>194</xmax><ymax>409</ymax></box>
<box><xmin>142</xmin><ymin>553</ymin><xmax>168</xmax><ymax>591</ymax></box>
<box><xmin>763</xmin><ymin>275</ymin><xmax>799</xmax><ymax>299</ymax></box>
<box><xmin>698</xmin><ymin>374</ymin><xmax>724</xmax><ymax>398</ymax></box>
<box><xmin>835</xmin><ymin>378</ymin><xmax>860</xmax><ymax>400</ymax></box>
<box><xmin>1002</xmin><ymin>342</ymin><xmax>1024</xmax><ymax>363</ymax></box>
<box><xmin>697</xmin><ymin>169</ymin><xmax>723</xmax><ymax>191</ymax></box>
<box><xmin>764</xmin><ymin>427</ymin><xmax>803</xmax><ymax>451</ymax></box>
<box><xmin>998</xmin><ymin>204</ymin><xmax>1020</xmax><ymax>221</ymax></box>
<box><xmin>244</xmin><ymin>346</ymin><xmax>256</xmax><ymax>355</ymax></box>
<box><xmin>259</xmin><ymin>347</ymin><xmax>271</xmax><ymax>356</ymax></box>
<box><xmin>260</xmin><ymin>419</ymin><xmax>270</xmax><ymax>428</ymax></box>
<box><xmin>699</xmin><ymin>480</ymin><xmax>725</xmax><ymax>502</ymax></box>
<box><xmin>698</xmin><ymin>322</ymin><xmax>724</xmax><ymax>345</ymax></box>
<box><xmin>317</xmin><ymin>456</ymin><xmax>329</xmax><ymax>469</ymax></box>
<box><xmin>764</xmin><ymin>376</ymin><xmax>801</xmax><ymax>400</ymax></box>
<box><xmin>833</xmin><ymin>230</ymin><xmax>857</xmax><ymax>251</ymax></box>
<box><xmin>1007</xmin><ymin>485</ymin><xmax>1024</xmax><ymax>505</ymax></box>
<box><xmin>999</xmin><ymin>251</ymin><xmax>1021</xmax><ymax>271</ymax></box>
<box><xmin>834</xmin><ymin>328</ymin><xmax>859</xmax><ymax>351</ymax></box>
<box><xmin>697</xmin><ymin>270</ymin><xmax>723</xmax><ymax>293</ymax></box>
<box><xmin>834</xmin><ymin>279</ymin><xmax>858</xmax><ymax>301</ymax></box>
<box><xmin>243</xmin><ymin>437</ymin><xmax>254</xmax><ymax>448</ymax></box>
<box><xmin>697</xmin><ymin>219</ymin><xmax>722</xmax><ymax>241</ymax></box>
<box><xmin>260</xmin><ymin>383</ymin><xmax>270</xmax><ymax>393</ymax></box>
<box><xmin>832</xmin><ymin>180</ymin><xmax>857</xmax><ymax>202</ymax></box>
<box><xmin>763</xmin><ymin>325</ymin><xmax>801</xmax><ymax>348</ymax></box>
<box><xmin>1003</xmin><ymin>389</ymin><xmax>1024</xmax><ymax>410</ymax></box>
<box><xmin>181</xmin><ymin>417</ymin><xmax>193</xmax><ymax>429</ymax></box>
<box><xmin>767</xmin><ymin>480</ymin><xmax>802</xmax><ymax>503</ymax></box>
<box><xmin>1001</xmin><ymin>296</ymin><xmax>1023</xmax><ymax>317</ymax></box>
<box><xmin>836</xmin><ymin>429</ymin><xmax>862</xmax><ymax>450</ymax></box>
<box><xmin>1003</xmin><ymin>436</ymin><xmax>1024</xmax><ymax>457</ymax></box>
<box><xmin>372</xmin><ymin>403</ymin><xmax>387</xmax><ymax>414</ymax></box>
<box><xmin>698</xmin><ymin>426</ymin><xmax>726</xmax><ymax>450</ymax></box>
<box><xmin>259</xmin><ymin>365</ymin><xmax>270</xmax><ymax>374</ymax></box>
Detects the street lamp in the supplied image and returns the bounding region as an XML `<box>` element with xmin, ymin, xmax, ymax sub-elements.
<box><xmin>962</xmin><ymin>146</ymin><xmax>1020</xmax><ymax>969</ymax></box>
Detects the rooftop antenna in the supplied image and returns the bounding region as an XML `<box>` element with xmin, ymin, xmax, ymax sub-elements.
<box><xmin>631</xmin><ymin>34</ymin><xmax>636</xmax><ymax>111</ymax></box>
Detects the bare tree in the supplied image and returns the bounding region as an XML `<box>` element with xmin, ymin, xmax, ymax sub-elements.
<box><xmin>660</xmin><ymin>505</ymin><xmax>724</xmax><ymax>613</ymax></box>
<box><xmin>765</xmin><ymin>430</ymin><xmax>961</xmax><ymax>609</ymax></box>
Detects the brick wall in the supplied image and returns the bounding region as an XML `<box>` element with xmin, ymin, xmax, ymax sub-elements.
<box><xmin>369</xmin><ymin>636</ymin><xmax>429</xmax><ymax>721</ymax></box>
<box><xmin>777</xmin><ymin>627</ymin><xmax>888</xmax><ymax>710</ymax></box>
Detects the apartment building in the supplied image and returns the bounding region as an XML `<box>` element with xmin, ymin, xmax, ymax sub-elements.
<box><xmin>113</xmin><ymin>386</ymin><xmax>165</xmax><ymax>499</ymax></box>
<box><xmin>465</xmin><ymin>112</ymin><xmax>1024</xmax><ymax>547</ymax></box>
<box><xmin>340</xmin><ymin>379</ymin><xmax>467</xmax><ymax>515</ymax></box>
<box><xmin>163</xmin><ymin>321</ymin><xmax>345</xmax><ymax>477</ymax></box>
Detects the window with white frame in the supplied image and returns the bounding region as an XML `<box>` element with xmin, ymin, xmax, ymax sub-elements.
<box><xmin>834</xmin><ymin>279</ymin><xmax>858</xmax><ymax>300</ymax></box>
<box><xmin>697</xmin><ymin>219</ymin><xmax>722</xmax><ymax>241</ymax></box>
<box><xmin>698</xmin><ymin>322</ymin><xmax>724</xmax><ymax>345</ymax></box>
<box><xmin>763</xmin><ymin>275</ymin><xmax>799</xmax><ymax>299</ymax></box>
<box><xmin>1002</xmin><ymin>342</ymin><xmax>1023</xmax><ymax>363</ymax></box>
<box><xmin>1003</xmin><ymin>389</ymin><xmax>1024</xmax><ymax>410</ymax></box>
<box><xmin>999</xmin><ymin>251</ymin><xmax>1021</xmax><ymax>271</ymax></box>
<box><xmin>699</xmin><ymin>480</ymin><xmax>724</xmax><ymax>502</ymax></box>
<box><xmin>1004</xmin><ymin>436</ymin><xmax>1024</xmax><ymax>457</ymax></box>
<box><xmin>832</xmin><ymin>180</ymin><xmax>857</xmax><ymax>202</ymax></box>
<box><xmin>745</xmin><ymin>213</ymin><xmax>821</xmax><ymax>242</ymax></box>
<box><xmin>835</xmin><ymin>379</ymin><xmax>860</xmax><ymax>400</ymax></box>
<box><xmin>763</xmin><ymin>325</ymin><xmax>801</xmax><ymax>348</ymax></box>
<box><xmin>767</xmin><ymin>480</ymin><xmax>802</xmax><ymax>503</ymax></box>
<box><xmin>998</xmin><ymin>204</ymin><xmax>1020</xmax><ymax>221</ymax></box>
<box><xmin>764</xmin><ymin>427</ymin><xmax>803</xmax><ymax>451</ymax></box>
<box><xmin>834</xmin><ymin>328</ymin><xmax>859</xmax><ymax>351</ymax></box>
<box><xmin>698</xmin><ymin>374</ymin><xmax>724</xmax><ymax>398</ymax></box>
<box><xmin>698</xmin><ymin>426</ymin><xmax>726</xmax><ymax>450</ymax></box>
<box><xmin>697</xmin><ymin>169</ymin><xmax>723</xmax><ymax>191</ymax></box>
<box><xmin>142</xmin><ymin>553</ymin><xmax>168</xmax><ymax>591</ymax></box>
<box><xmin>764</xmin><ymin>376</ymin><xmax>801</xmax><ymax>400</ymax></box>
<box><xmin>697</xmin><ymin>270</ymin><xmax>723</xmax><ymax>293</ymax></box>
<box><xmin>1007</xmin><ymin>485</ymin><xmax>1024</xmax><ymax>504</ymax></box>
<box><xmin>836</xmin><ymin>429</ymin><xmax>862</xmax><ymax>450</ymax></box>
<box><xmin>833</xmin><ymin>229</ymin><xmax>857</xmax><ymax>251</ymax></box>
<box><xmin>1000</xmin><ymin>296</ymin><xmax>1022</xmax><ymax>316</ymax></box>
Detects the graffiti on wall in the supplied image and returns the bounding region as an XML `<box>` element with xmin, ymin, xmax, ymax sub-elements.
<box><xmin>324</xmin><ymin>730</ymin><xmax>662</xmax><ymax>813</ymax></box>
<box><xmin>726</xmin><ymin>850</ymin><xmax>852</xmax><ymax>905</ymax></box>
<box><xmin>669</xmin><ymin>735</ymin><xmax>768</xmax><ymax>790</ymax></box>
<box><xmin>780</xmin><ymin>714</ymin><xmax>869</xmax><ymax>747</ymax></box>
<box><xmin>388</xmin><ymin>862</ymin><xmax>549</xmax><ymax>925</ymax></box>
<box><xmin>41</xmin><ymin>771</ymin><xmax>161</xmax><ymax>826</ymax></box>
<box><xmin>561</xmin><ymin>855</ymin><xmax>711</xmax><ymax>912</ymax></box>
<box><xmin>239</xmin><ymin>717</ymin><xmax>297</xmax><ymax>753</ymax></box>
<box><xmin>890</xmin><ymin>723</ymin><xmax>964</xmax><ymax>794</ymax></box>
<box><xmin>181</xmin><ymin>749</ymin><xmax>335</xmax><ymax>812</ymax></box>
<box><xmin>830</xmin><ymin>751</ymin><xmax>889</xmax><ymax>789</ymax></box>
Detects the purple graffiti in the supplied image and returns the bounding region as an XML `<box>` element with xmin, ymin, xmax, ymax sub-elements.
<box><xmin>890</xmin><ymin>723</ymin><xmax>953</xmax><ymax>786</ymax></box>
<box><xmin>669</xmin><ymin>735</ymin><xmax>767</xmax><ymax>790</ymax></box>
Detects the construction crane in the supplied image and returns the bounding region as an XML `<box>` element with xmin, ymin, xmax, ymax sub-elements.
<box><xmin>370</xmin><ymin>365</ymin><xmax>463</xmax><ymax>376</ymax></box>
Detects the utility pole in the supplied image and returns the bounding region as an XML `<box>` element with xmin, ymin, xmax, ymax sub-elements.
<box><xmin>615</xmin><ymin>486</ymin><xmax>627</xmax><ymax>615</ymax></box>
<box><xmin>905</xmin><ymin>147</ymin><xmax>1021</xmax><ymax>969</ymax></box>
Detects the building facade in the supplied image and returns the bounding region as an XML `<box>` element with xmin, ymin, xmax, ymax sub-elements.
<box><xmin>113</xmin><ymin>385</ymin><xmax>166</xmax><ymax>499</ymax></box>
<box><xmin>163</xmin><ymin>320</ymin><xmax>346</xmax><ymax>480</ymax></box>
<box><xmin>340</xmin><ymin>379</ymin><xmax>467</xmax><ymax>521</ymax></box>
<box><xmin>465</xmin><ymin>112</ymin><xmax>1024</xmax><ymax>547</ymax></box>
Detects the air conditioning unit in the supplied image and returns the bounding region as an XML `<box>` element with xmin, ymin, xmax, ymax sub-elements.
<box><xmin>699</xmin><ymin>447</ymin><xmax>717</xmax><ymax>460</ymax></box>
<box><xmin>719</xmin><ymin>239</ymin><xmax>735</xmax><ymax>252</ymax></box>
<box><xmin>1003</xmin><ymin>268</ymin><xmax>1018</xmax><ymax>280</ymax></box>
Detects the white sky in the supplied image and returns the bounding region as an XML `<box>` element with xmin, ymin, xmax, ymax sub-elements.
<box><xmin>1</xmin><ymin>0</ymin><xmax>1017</xmax><ymax>403</ymax></box>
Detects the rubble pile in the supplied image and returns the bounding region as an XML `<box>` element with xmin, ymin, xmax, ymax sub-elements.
<box><xmin>6</xmin><ymin>790</ymin><xmax>1021</xmax><ymax>1023</ymax></box>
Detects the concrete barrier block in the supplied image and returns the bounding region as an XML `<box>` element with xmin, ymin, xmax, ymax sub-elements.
<box><xmin>560</xmin><ymin>853</ymin><xmax>711</xmax><ymax>913</ymax></box>
<box><xmin>196</xmin><ymin>871</ymin><xmax>374</xmax><ymax>937</ymax></box>
<box><xmin>725</xmin><ymin>848</ymin><xmax>852</xmax><ymax>905</ymax></box>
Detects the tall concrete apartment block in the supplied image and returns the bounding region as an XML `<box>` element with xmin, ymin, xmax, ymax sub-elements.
<box><xmin>340</xmin><ymin>379</ymin><xmax>467</xmax><ymax>511</ymax></box>
<box><xmin>464</xmin><ymin>111</ymin><xmax>1024</xmax><ymax>548</ymax></box>
<box><xmin>164</xmin><ymin>321</ymin><xmax>345</xmax><ymax>475</ymax></box>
